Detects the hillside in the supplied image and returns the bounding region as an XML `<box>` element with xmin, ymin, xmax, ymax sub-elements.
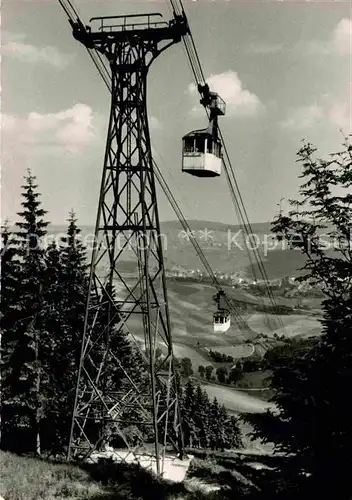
<box><xmin>0</xmin><ymin>451</ymin><xmax>195</xmax><ymax>500</ymax></box>
<box><xmin>41</xmin><ymin>220</ymin><xmax>323</xmax><ymax>415</ymax></box>
<box><xmin>46</xmin><ymin>220</ymin><xmax>304</xmax><ymax>278</ymax></box>
<box><xmin>161</xmin><ymin>219</ymin><xmax>271</xmax><ymax>233</ymax></box>
<box><xmin>0</xmin><ymin>449</ymin><xmax>279</xmax><ymax>500</ymax></box>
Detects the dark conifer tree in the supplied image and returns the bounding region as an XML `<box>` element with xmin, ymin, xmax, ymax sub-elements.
<box><xmin>208</xmin><ymin>397</ymin><xmax>221</xmax><ymax>450</ymax></box>
<box><xmin>246</xmin><ymin>138</ymin><xmax>352</xmax><ymax>499</ymax></box>
<box><xmin>193</xmin><ymin>385</ymin><xmax>210</xmax><ymax>448</ymax></box>
<box><xmin>40</xmin><ymin>211</ymin><xmax>89</xmax><ymax>452</ymax></box>
<box><xmin>180</xmin><ymin>379</ymin><xmax>197</xmax><ymax>447</ymax></box>
<box><xmin>60</xmin><ymin>211</ymin><xmax>88</xmax><ymax>375</ymax></box>
<box><xmin>1</xmin><ymin>171</ymin><xmax>49</xmax><ymax>454</ymax></box>
<box><xmin>179</xmin><ymin>381</ymin><xmax>242</xmax><ymax>451</ymax></box>
<box><xmin>0</xmin><ymin>222</ymin><xmax>21</xmax><ymax>447</ymax></box>
<box><xmin>226</xmin><ymin>415</ymin><xmax>243</xmax><ymax>449</ymax></box>
<box><xmin>0</xmin><ymin>221</ymin><xmax>19</xmax><ymax>321</ymax></box>
<box><xmin>39</xmin><ymin>241</ymin><xmax>69</xmax><ymax>452</ymax></box>
<box><xmin>217</xmin><ymin>404</ymin><xmax>229</xmax><ymax>451</ymax></box>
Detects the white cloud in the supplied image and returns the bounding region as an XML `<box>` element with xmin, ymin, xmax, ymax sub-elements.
<box><xmin>297</xmin><ymin>18</ymin><xmax>352</xmax><ymax>57</ymax></box>
<box><xmin>329</xmin><ymin>101</ymin><xmax>351</xmax><ymax>132</ymax></box>
<box><xmin>188</xmin><ymin>70</ymin><xmax>263</xmax><ymax>117</ymax></box>
<box><xmin>1</xmin><ymin>31</ymin><xmax>26</xmax><ymax>44</ymax></box>
<box><xmin>290</xmin><ymin>18</ymin><xmax>351</xmax><ymax>57</ymax></box>
<box><xmin>332</xmin><ymin>18</ymin><xmax>352</xmax><ymax>56</ymax></box>
<box><xmin>2</xmin><ymin>104</ymin><xmax>98</xmax><ymax>154</ymax></box>
<box><xmin>1</xmin><ymin>104</ymin><xmax>103</xmax><ymax>226</ymax></box>
<box><xmin>328</xmin><ymin>84</ymin><xmax>352</xmax><ymax>133</ymax></box>
<box><xmin>149</xmin><ymin>116</ymin><xmax>162</xmax><ymax>131</ymax></box>
<box><xmin>245</xmin><ymin>42</ymin><xmax>283</xmax><ymax>55</ymax></box>
<box><xmin>239</xmin><ymin>19</ymin><xmax>351</xmax><ymax>59</ymax></box>
<box><xmin>302</xmin><ymin>40</ymin><xmax>332</xmax><ymax>56</ymax></box>
<box><xmin>2</xmin><ymin>33</ymin><xmax>74</xmax><ymax>69</ymax></box>
<box><xmin>281</xmin><ymin>86</ymin><xmax>351</xmax><ymax>134</ymax></box>
<box><xmin>281</xmin><ymin>104</ymin><xmax>324</xmax><ymax>130</ymax></box>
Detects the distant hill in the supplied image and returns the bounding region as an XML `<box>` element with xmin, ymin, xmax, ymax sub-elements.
<box><xmin>246</xmin><ymin>249</ymin><xmax>308</xmax><ymax>280</ymax></box>
<box><xmin>46</xmin><ymin>219</ymin><xmax>271</xmax><ymax>234</ymax></box>
<box><xmin>40</xmin><ymin>220</ymin><xmax>306</xmax><ymax>278</ymax></box>
<box><xmin>161</xmin><ymin>219</ymin><xmax>271</xmax><ymax>233</ymax></box>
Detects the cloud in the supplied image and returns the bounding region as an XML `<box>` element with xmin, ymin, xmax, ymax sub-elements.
<box><xmin>328</xmin><ymin>84</ymin><xmax>352</xmax><ymax>133</ymax></box>
<box><xmin>1</xmin><ymin>30</ymin><xmax>26</xmax><ymax>43</ymax></box>
<box><xmin>240</xmin><ymin>19</ymin><xmax>350</xmax><ymax>59</ymax></box>
<box><xmin>280</xmin><ymin>104</ymin><xmax>324</xmax><ymax>130</ymax></box>
<box><xmin>1</xmin><ymin>104</ymin><xmax>104</xmax><ymax>226</ymax></box>
<box><xmin>2</xmin><ymin>103</ymin><xmax>99</xmax><ymax>154</ymax></box>
<box><xmin>245</xmin><ymin>42</ymin><xmax>283</xmax><ymax>55</ymax></box>
<box><xmin>296</xmin><ymin>18</ymin><xmax>351</xmax><ymax>57</ymax></box>
<box><xmin>188</xmin><ymin>70</ymin><xmax>263</xmax><ymax>117</ymax></box>
<box><xmin>329</xmin><ymin>102</ymin><xmax>351</xmax><ymax>132</ymax></box>
<box><xmin>301</xmin><ymin>40</ymin><xmax>332</xmax><ymax>56</ymax></box>
<box><xmin>2</xmin><ymin>32</ymin><xmax>74</xmax><ymax>69</ymax></box>
<box><xmin>332</xmin><ymin>18</ymin><xmax>352</xmax><ymax>56</ymax></box>
<box><xmin>149</xmin><ymin>116</ymin><xmax>162</xmax><ymax>131</ymax></box>
<box><xmin>281</xmin><ymin>87</ymin><xmax>351</xmax><ymax>134</ymax></box>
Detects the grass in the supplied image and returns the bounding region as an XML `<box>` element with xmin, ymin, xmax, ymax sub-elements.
<box><xmin>238</xmin><ymin>370</ymin><xmax>271</xmax><ymax>389</ymax></box>
<box><xmin>200</xmin><ymin>383</ymin><xmax>273</xmax><ymax>414</ymax></box>
<box><xmin>0</xmin><ymin>451</ymin><xmax>237</xmax><ymax>500</ymax></box>
<box><xmin>0</xmin><ymin>451</ymin><xmax>105</xmax><ymax>500</ymax></box>
<box><xmin>244</xmin><ymin>313</ymin><xmax>322</xmax><ymax>338</ymax></box>
<box><xmin>204</xmin><ymin>345</ymin><xmax>255</xmax><ymax>359</ymax></box>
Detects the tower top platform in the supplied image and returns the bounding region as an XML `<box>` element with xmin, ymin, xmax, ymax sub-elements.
<box><xmin>90</xmin><ymin>13</ymin><xmax>168</xmax><ymax>32</ymax></box>
<box><xmin>70</xmin><ymin>12</ymin><xmax>189</xmax><ymax>47</ymax></box>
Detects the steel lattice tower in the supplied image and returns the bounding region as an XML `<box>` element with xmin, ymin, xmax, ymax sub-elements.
<box><xmin>67</xmin><ymin>12</ymin><xmax>189</xmax><ymax>473</ymax></box>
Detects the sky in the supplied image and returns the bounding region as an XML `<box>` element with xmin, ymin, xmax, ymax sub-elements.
<box><xmin>1</xmin><ymin>0</ymin><xmax>351</xmax><ymax>226</ymax></box>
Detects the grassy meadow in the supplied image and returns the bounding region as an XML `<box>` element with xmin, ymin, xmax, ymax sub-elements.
<box><xmin>0</xmin><ymin>450</ymin><xmax>258</xmax><ymax>500</ymax></box>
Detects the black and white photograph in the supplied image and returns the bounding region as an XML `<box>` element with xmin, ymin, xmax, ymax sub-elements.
<box><xmin>1</xmin><ymin>0</ymin><xmax>351</xmax><ymax>498</ymax></box>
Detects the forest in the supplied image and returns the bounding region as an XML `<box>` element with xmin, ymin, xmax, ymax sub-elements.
<box><xmin>0</xmin><ymin>171</ymin><xmax>241</xmax><ymax>457</ymax></box>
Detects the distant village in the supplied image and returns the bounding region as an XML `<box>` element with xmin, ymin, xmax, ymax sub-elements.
<box><xmin>165</xmin><ymin>267</ymin><xmax>323</xmax><ymax>298</ymax></box>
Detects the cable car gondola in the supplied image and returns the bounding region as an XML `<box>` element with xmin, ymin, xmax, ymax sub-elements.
<box><xmin>213</xmin><ymin>309</ymin><xmax>231</xmax><ymax>333</ymax></box>
<box><xmin>182</xmin><ymin>83</ymin><xmax>225</xmax><ymax>177</ymax></box>
<box><xmin>182</xmin><ymin>129</ymin><xmax>222</xmax><ymax>177</ymax></box>
<box><xmin>213</xmin><ymin>290</ymin><xmax>231</xmax><ymax>333</ymax></box>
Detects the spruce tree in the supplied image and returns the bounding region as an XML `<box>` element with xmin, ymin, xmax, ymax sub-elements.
<box><xmin>0</xmin><ymin>221</ymin><xmax>19</xmax><ymax>321</ymax></box>
<box><xmin>2</xmin><ymin>171</ymin><xmax>49</xmax><ymax>454</ymax></box>
<box><xmin>1</xmin><ymin>222</ymin><xmax>20</xmax><ymax>358</ymax></box>
<box><xmin>41</xmin><ymin>211</ymin><xmax>89</xmax><ymax>452</ymax></box>
<box><xmin>226</xmin><ymin>415</ymin><xmax>243</xmax><ymax>449</ymax></box>
<box><xmin>179</xmin><ymin>382</ymin><xmax>242</xmax><ymax>451</ymax></box>
<box><xmin>193</xmin><ymin>385</ymin><xmax>211</xmax><ymax>448</ymax></box>
<box><xmin>208</xmin><ymin>397</ymin><xmax>221</xmax><ymax>450</ymax></box>
<box><xmin>180</xmin><ymin>379</ymin><xmax>197</xmax><ymax>447</ymax></box>
<box><xmin>0</xmin><ymin>222</ymin><xmax>21</xmax><ymax>447</ymax></box>
<box><xmin>39</xmin><ymin>240</ymin><xmax>69</xmax><ymax>452</ymax></box>
<box><xmin>60</xmin><ymin>210</ymin><xmax>88</xmax><ymax>378</ymax></box>
<box><xmin>246</xmin><ymin>138</ymin><xmax>352</xmax><ymax>499</ymax></box>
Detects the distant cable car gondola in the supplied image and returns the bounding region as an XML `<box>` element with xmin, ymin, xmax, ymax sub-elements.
<box><xmin>213</xmin><ymin>309</ymin><xmax>231</xmax><ymax>333</ymax></box>
<box><xmin>213</xmin><ymin>290</ymin><xmax>231</xmax><ymax>333</ymax></box>
<box><xmin>182</xmin><ymin>83</ymin><xmax>225</xmax><ymax>177</ymax></box>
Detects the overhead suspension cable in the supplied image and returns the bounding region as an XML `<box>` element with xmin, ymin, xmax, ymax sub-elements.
<box><xmin>221</xmin><ymin>134</ymin><xmax>284</xmax><ymax>324</ymax></box>
<box><xmin>171</xmin><ymin>0</ymin><xmax>285</xmax><ymax>332</ymax></box>
<box><xmin>58</xmin><ymin>0</ymin><xmax>111</xmax><ymax>91</ymax></box>
<box><xmin>153</xmin><ymin>161</ymin><xmax>252</xmax><ymax>334</ymax></box>
<box><xmin>57</xmin><ymin>0</ymin><xmax>253</xmax><ymax>335</ymax></box>
<box><xmin>83</xmin><ymin>47</ymin><xmax>252</xmax><ymax>332</ymax></box>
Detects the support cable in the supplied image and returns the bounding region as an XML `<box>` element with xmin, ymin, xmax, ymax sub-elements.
<box><xmin>172</xmin><ymin>0</ymin><xmax>285</xmax><ymax>332</ymax></box>
<box><xmin>153</xmin><ymin>161</ymin><xmax>253</xmax><ymax>335</ymax></box>
<box><xmin>58</xmin><ymin>0</ymin><xmax>253</xmax><ymax>335</ymax></box>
